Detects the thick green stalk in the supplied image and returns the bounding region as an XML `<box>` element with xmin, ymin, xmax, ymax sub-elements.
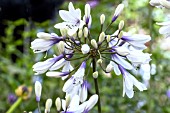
<box><xmin>92</xmin><ymin>58</ymin><xmax>101</xmax><ymax>113</ymax></box>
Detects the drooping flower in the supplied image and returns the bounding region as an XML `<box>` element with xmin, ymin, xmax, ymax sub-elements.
<box><xmin>54</xmin><ymin>2</ymin><xmax>85</xmax><ymax>36</ymax></box>
<box><xmin>121</xmin><ymin>34</ymin><xmax>151</xmax><ymax>50</ymax></box>
<box><xmin>63</xmin><ymin>61</ymin><xmax>86</xmax><ymax>99</ymax></box>
<box><xmin>31</xmin><ymin>32</ymin><xmax>63</xmax><ymax>53</ymax></box>
<box><xmin>119</xmin><ymin>65</ymin><xmax>147</xmax><ymax>98</ymax></box>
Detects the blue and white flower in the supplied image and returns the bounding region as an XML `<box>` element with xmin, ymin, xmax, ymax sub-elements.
<box><xmin>54</xmin><ymin>2</ymin><xmax>85</xmax><ymax>36</ymax></box>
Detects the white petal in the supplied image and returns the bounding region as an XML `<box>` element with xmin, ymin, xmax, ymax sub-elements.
<box><xmin>59</xmin><ymin>10</ymin><xmax>77</xmax><ymax>22</ymax></box>
<box><xmin>125</xmin><ymin>86</ymin><xmax>134</xmax><ymax>98</ymax></box>
<box><xmin>46</xmin><ymin>71</ymin><xmax>68</xmax><ymax>78</ymax></box>
<box><xmin>62</xmin><ymin>99</ymin><xmax>66</xmax><ymax>111</ymax></box>
<box><xmin>110</xmin><ymin>61</ymin><xmax>121</xmax><ymax>75</ymax></box>
<box><xmin>85</xmin><ymin>94</ymin><xmax>98</xmax><ymax>110</ymax></box>
<box><xmin>67</xmin><ymin>27</ymin><xmax>78</xmax><ymax>36</ymax></box>
<box><xmin>112</xmin><ymin>54</ymin><xmax>133</xmax><ymax>70</ymax></box>
<box><xmin>54</xmin><ymin>22</ymin><xmax>68</xmax><ymax>29</ymax></box>
<box><xmin>68</xmin><ymin>95</ymin><xmax>80</xmax><ymax>111</ymax></box>
<box><xmin>159</xmin><ymin>25</ymin><xmax>170</xmax><ymax>34</ymax></box>
<box><xmin>63</xmin><ymin>78</ymin><xmax>74</xmax><ymax>92</ymax></box>
<box><xmin>50</xmin><ymin>58</ymin><xmax>66</xmax><ymax>70</ymax></box>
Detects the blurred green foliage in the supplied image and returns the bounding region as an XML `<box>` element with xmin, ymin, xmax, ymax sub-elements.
<box><xmin>1</xmin><ymin>0</ymin><xmax>170</xmax><ymax>113</ymax></box>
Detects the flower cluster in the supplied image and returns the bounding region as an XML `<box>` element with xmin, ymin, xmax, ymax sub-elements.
<box><xmin>32</xmin><ymin>2</ymin><xmax>151</xmax><ymax>112</ymax></box>
<box><xmin>150</xmin><ymin>0</ymin><xmax>170</xmax><ymax>38</ymax></box>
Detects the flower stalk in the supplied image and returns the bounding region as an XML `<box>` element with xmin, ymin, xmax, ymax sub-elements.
<box><xmin>6</xmin><ymin>97</ymin><xmax>22</xmax><ymax>113</ymax></box>
<box><xmin>92</xmin><ymin>58</ymin><xmax>101</xmax><ymax>113</ymax></box>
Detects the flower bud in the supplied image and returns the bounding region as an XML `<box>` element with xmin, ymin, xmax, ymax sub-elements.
<box><xmin>118</xmin><ymin>31</ymin><xmax>123</xmax><ymax>39</ymax></box>
<box><xmin>81</xmin><ymin>44</ymin><xmax>90</xmax><ymax>54</ymax></box>
<box><xmin>55</xmin><ymin>97</ymin><xmax>61</xmax><ymax>111</ymax></box>
<box><xmin>91</xmin><ymin>39</ymin><xmax>98</xmax><ymax>49</ymax></box>
<box><xmin>72</xmin><ymin>32</ymin><xmax>77</xmax><ymax>39</ymax></box>
<box><xmin>60</xmin><ymin>28</ymin><xmax>67</xmax><ymax>37</ymax></box>
<box><xmin>35</xmin><ymin>81</ymin><xmax>42</xmax><ymax>102</ymax></box>
<box><xmin>159</xmin><ymin>0</ymin><xmax>170</xmax><ymax>9</ymax></box>
<box><xmin>98</xmin><ymin>32</ymin><xmax>105</xmax><ymax>44</ymax></box>
<box><xmin>45</xmin><ymin>99</ymin><xmax>52</xmax><ymax>113</ymax></box>
<box><xmin>78</xmin><ymin>29</ymin><xmax>83</xmax><ymax>38</ymax></box>
<box><xmin>112</xmin><ymin>4</ymin><xmax>124</xmax><ymax>22</ymax></box>
<box><xmin>93</xmin><ymin>71</ymin><xmax>98</xmax><ymax>78</ymax></box>
<box><xmin>97</xmin><ymin>59</ymin><xmax>103</xmax><ymax>64</ymax></box>
<box><xmin>106</xmin><ymin>35</ymin><xmax>111</xmax><ymax>42</ymax></box>
<box><xmin>66</xmin><ymin>95</ymin><xmax>71</xmax><ymax>108</ymax></box>
<box><xmin>57</xmin><ymin>41</ymin><xmax>65</xmax><ymax>54</ymax></box>
<box><xmin>106</xmin><ymin>63</ymin><xmax>113</xmax><ymax>72</ymax></box>
<box><xmin>118</xmin><ymin>20</ymin><xmax>124</xmax><ymax>30</ymax></box>
<box><xmin>83</xmin><ymin>27</ymin><xmax>88</xmax><ymax>37</ymax></box>
<box><xmin>85</xmin><ymin>4</ymin><xmax>91</xmax><ymax>18</ymax></box>
<box><xmin>100</xmin><ymin>14</ymin><xmax>105</xmax><ymax>24</ymax></box>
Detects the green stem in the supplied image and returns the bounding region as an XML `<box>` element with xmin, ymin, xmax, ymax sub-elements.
<box><xmin>6</xmin><ymin>97</ymin><xmax>22</xmax><ymax>113</ymax></box>
<box><xmin>92</xmin><ymin>58</ymin><xmax>101</xmax><ymax>113</ymax></box>
<box><xmin>38</xmin><ymin>102</ymin><xmax>41</xmax><ymax>113</ymax></box>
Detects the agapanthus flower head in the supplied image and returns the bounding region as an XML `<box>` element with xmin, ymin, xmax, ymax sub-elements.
<box><xmin>31</xmin><ymin>1</ymin><xmax>152</xmax><ymax>112</ymax></box>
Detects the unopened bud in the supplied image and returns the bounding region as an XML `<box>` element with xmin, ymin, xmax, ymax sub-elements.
<box><xmin>106</xmin><ymin>64</ymin><xmax>113</xmax><ymax>72</ymax></box>
<box><xmin>85</xmin><ymin>4</ymin><xmax>91</xmax><ymax>18</ymax></box>
<box><xmin>106</xmin><ymin>35</ymin><xmax>111</xmax><ymax>42</ymax></box>
<box><xmin>100</xmin><ymin>14</ymin><xmax>105</xmax><ymax>24</ymax></box>
<box><xmin>91</xmin><ymin>39</ymin><xmax>98</xmax><ymax>49</ymax></box>
<box><xmin>55</xmin><ymin>97</ymin><xmax>61</xmax><ymax>111</ymax></box>
<box><xmin>78</xmin><ymin>29</ymin><xmax>83</xmax><ymax>38</ymax></box>
<box><xmin>57</xmin><ymin>41</ymin><xmax>65</xmax><ymax>54</ymax></box>
<box><xmin>93</xmin><ymin>71</ymin><xmax>98</xmax><ymax>78</ymax></box>
<box><xmin>118</xmin><ymin>31</ymin><xmax>123</xmax><ymax>39</ymax></box>
<box><xmin>35</xmin><ymin>81</ymin><xmax>42</xmax><ymax>102</ymax></box>
<box><xmin>81</xmin><ymin>44</ymin><xmax>90</xmax><ymax>54</ymax></box>
<box><xmin>119</xmin><ymin>20</ymin><xmax>124</xmax><ymax>30</ymax></box>
<box><xmin>98</xmin><ymin>32</ymin><xmax>105</xmax><ymax>43</ymax></box>
<box><xmin>60</xmin><ymin>28</ymin><xmax>67</xmax><ymax>37</ymax></box>
<box><xmin>72</xmin><ymin>32</ymin><xmax>77</xmax><ymax>39</ymax></box>
<box><xmin>83</xmin><ymin>27</ymin><xmax>88</xmax><ymax>37</ymax></box>
<box><xmin>97</xmin><ymin>59</ymin><xmax>103</xmax><ymax>64</ymax></box>
<box><xmin>45</xmin><ymin>99</ymin><xmax>52</xmax><ymax>113</ymax></box>
<box><xmin>112</xmin><ymin>4</ymin><xmax>124</xmax><ymax>22</ymax></box>
<box><xmin>66</xmin><ymin>95</ymin><xmax>71</xmax><ymax>108</ymax></box>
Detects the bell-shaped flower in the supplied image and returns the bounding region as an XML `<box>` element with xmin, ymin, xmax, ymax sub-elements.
<box><xmin>119</xmin><ymin>65</ymin><xmax>147</xmax><ymax>98</ymax></box>
<box><xmin>33</xmin><ymin>54</ymin><xmax>64</xmax><ymax>75</ymax></box>
<box><xmin>54</xmin><ymin>2</ymin><xmax>85</xmax><ymax>36</ymax></box>
<box><xmin>31</xmin><ymin>32</ymin><xmax>62</xmax><ymax>53</ymax></box>
<box><xmin>121</xmin><ymin>34</ymin><xmax>151</xmax><ymax>50</ymax></box>
<box><xmin>127</xmin><ymin>50</ymin><xmax>151</xmax><ymax>66</ymax></box>
<box><xmin>46</xmin><ymin>71</ymin><xmax>70</xmax><ymax>78</ymax></box>
<box><xmin>63</xmin><ymin>61</ymin><xmax>86</xmax><ymax>98</ymax></box>
<box><xmin>157</xmin><ymin>20</ymin><xmax>170</xmax><ymax>38</ymax></box>
<box><xmin>61</xmin><ymin>94</ymin><xmax>98</xmax><ymax>113</ymax></box>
